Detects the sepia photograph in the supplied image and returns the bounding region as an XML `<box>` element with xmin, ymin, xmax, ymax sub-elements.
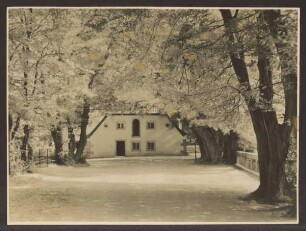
<box><xmin>7</xmin><ymin>6</ymin><xmax>299</xmax><ymax>225</ymax></box>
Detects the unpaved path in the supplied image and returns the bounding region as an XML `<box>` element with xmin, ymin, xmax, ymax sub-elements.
<box><xmin>9</xmin><ymin>156</ymin><xmax>295</xmax><ymax>224</ymax></box>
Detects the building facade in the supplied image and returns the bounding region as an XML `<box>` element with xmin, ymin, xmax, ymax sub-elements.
<box><xmin>86</xmin><ymin>113</ymin><xmax>186</xmax><ymax>158</ymax></box>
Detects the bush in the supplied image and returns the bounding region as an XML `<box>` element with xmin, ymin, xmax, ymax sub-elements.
<box><xmin>9</xmin><ymin>143</ymin><xmax>28</xmax><ymax>175</ymax></box>
<box><xmin>284</xmin><ymin>131</ymin><xmax>297</xmax><ymax>216</ymax></box>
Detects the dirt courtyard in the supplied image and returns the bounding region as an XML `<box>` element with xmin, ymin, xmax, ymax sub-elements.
<box><xmin>8</xmin><ymin>156</ymin><xmax>296</xmax><ymax>224</ymax></box>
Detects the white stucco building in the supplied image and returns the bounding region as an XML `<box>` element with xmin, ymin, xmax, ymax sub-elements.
<box><xmin>85</xmin><ymin>113</ymin><xmax>186</xmax><ymax>158</ymax></box>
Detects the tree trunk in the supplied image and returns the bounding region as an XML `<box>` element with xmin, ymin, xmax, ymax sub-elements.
<box><xmin>10</xmin><ymin>115</ymin><xmax>21</xmax><ymax>141</ymax></box>
<box><xmin>51</xmin><ymin>125</ymin><xmax>65</xmax><ymax>165</ymax></box>
<box><xmin>223</xmin><ymin>130</ymin><xmax>238</xmax><ymax>165</ymax></box>
<box><xmin>246</xmin><ymin>45</ymin><xmax>286</xmax><ymax>201</ymax></box>
<box><xmin>220</xmin><ymin>9</ymin><xmax>288</xmax><ymax>201</ymax></box>
<box><xmin>21</xmin><ymin>124</ymin><xmax>30</xmax><ymax>162</ymax></box>
<box><xmin>249</xmin><ymin>109</ymin><xmax>284</xmax><ymax>201</ymax></box>
<box><xmin>191</xmin><ymin>126</ymin><xmax>223</xmax><ymax>163</ymax></box>
<box><xmin>263</xmin><ymin>9</ymin><xmax>297</xmax><ymax>176</ymax></box>
<box><xmin>280</xmin><ymin>72</ymin><xmax>297</xmax><ymax>166</ymax></box>
<box><xmin>68</xmin><ymin>124</ymin><xmax>76</xmax><ymax>158</ymax></box>
<box><xmin>27</xmin><ymin>145</ymin><xmax>33</xmax><ymax>162</ymax></box>
<box><xmin>192</xmin><ymin>127</ymin><xmax>206</xmax><ymax>159</ymax></box>
<box><xmin>9</xmin><ymin>114</ymin><xmax>13</xmax><ymax>136</ymax></box>
<box><xmin>265</xmin><ymin>10</ymin><xmax>298</xmax><ymax>198</ymax></box>
<box><xmin>74</xmin><ymin>99</ymin><xmax>90</xmax><ymax>163</ymax></box>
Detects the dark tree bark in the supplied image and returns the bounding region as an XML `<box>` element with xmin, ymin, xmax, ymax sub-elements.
<box><xmin>223</xmin><ymin>130</ymin><xmax>238</xmax><ymax>165</ymax></box>
<box><xmin>19</xmin><ymin>124</ymin><xmax>33</xmax><ymax>172</ymax></box>
<box><xmin>21</xmin><ymin>124</ymin><xmax>30</xmax><ymax>162</ymax></box>
<box><xmin>249</xmin><ymin>110</ymin><xmax>284</xmax><ymax>199</ymax></box>
<box><xmin>191</xmin><ymin>126</ymin><xmax>223</xmax><ymax>163</ymax></box>
<box><xmin>10</xmin><ymin>115</ymin><xmax>21</xmax><ymax>141</ymax></box>
<box><xmin>68</xmin><ymin>30</ymin><xmax>113</xmax><ymax>164</ymax></box>
<box><xmin>67</xmin><ymin>117</ymin><xmax>76</xmax><ymax>157</ymax></box>
<box><xmin>51</xmin><ymin>125</ymin><xmax>65</xmax><ymax>165</ymax></box>
<box><xmin>74</xmin><ymin>99</ymin><xmax>90</xmax><ymax>163</ymax></box>
<box><xmin>191</xmin><ymin>127</ymin><xmax>206</xmax><ymax>159</ymax></box>
<box><xmin>27</xmin><ymin>145</ymin><xmax>33</xmax><ymax>162</ymax></box>
<box><xmin>220</xmin><ymin>10</ymin><xmax>288</xmax><ymax>201</ymax></box>
<box><xmin>262</xmin><ymin>10</ymin><xmax>297</xmax><ymax>197</ymax></box>
<box><xmin>263</xmin><ymin>9</ymin><xmax>297</xmax><ymax>161</ymax></box>
<box><xmin>9</xmin><ymin>114</ymin><xmax>13</xmax><ymax>135</ymax></box>
<box><xmin>249</xmin><ymin>105</ymin><xmax>285</xmax><ymax>200</ymax></box>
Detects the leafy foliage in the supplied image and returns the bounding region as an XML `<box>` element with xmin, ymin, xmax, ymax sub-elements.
<box><xmin>8</xmin><ymin>8</ymin><xmax>297</xmax><ymax>204</ymax></box>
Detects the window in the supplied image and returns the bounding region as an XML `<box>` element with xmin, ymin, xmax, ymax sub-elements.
<box><xmin>132</xmin><ymin>142</ymin><xmax>141</xmax><ymax>151</ymax></box>
<box><xmin>132</xmin><ymin>119</ymin><xmax>140</xmax><ymax>136</ymax></box>
<box><xmin>117</xmin><ymin>123</ymin><xmax>124</xmax><ymax>129</ymax></box>
<box><xmin>147</xmin><ymin>122</ymin><xmax>155</xmax><ymax>129</ymax></box>
<box><xmin>147</xmin><ymin>142</ymin><xmax>156</xmax><ymax>151</ymax></box>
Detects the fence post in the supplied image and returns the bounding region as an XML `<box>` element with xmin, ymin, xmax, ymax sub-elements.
<box><xmin>47</xmin><ymin>149</ymin><xmax>49</xmax><ymax>167</ymax></box>
<box><xmin>38</xmin><ymin>149</ymin><xmax>41</xmax><ymax>166</ymax></box>
<box><xmin>194</xmin><ymin>143</ymin><xmax>197</xmax><ymax>160</ymax></box>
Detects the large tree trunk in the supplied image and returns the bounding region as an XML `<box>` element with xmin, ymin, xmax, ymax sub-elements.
<box><xmin>10</xmin><ymin>114</ymin><xmax>20</xmax><ymax>141</ymax></box>
<box><xmin>67</xmin><ymin>119</ymin><xmax>76</xmax><ymax>158</ymax></box>
<box><xmin>263</xmin><ymin>9</ymin><xmax>297</xmax><ymax>164</ymax></box>
<box><xmin>51</xmin><ymin>125</ymin><xmax>65</xmax><ymax>165</ymax></box>
<box><xmin>191</xmin><ymin>127</ymin><xmax>206</xmax><ymax>159</ymax></box>
<box><xmin>249</xmin><ymin>110</ymin><xmax>284</xmax><ymax>200</ymax></box>
<box><xmin>223</xmin><ymin>130</ymin><xmax>238</xmax><ymax>165</ymax></box>
<box><xmin>20</xmin><ymin>123</ymin><xmax>33</xmax><ymax>173</ymax></box>
<box><xmin>9</xmin><ymin>114</ymin><xmax>13</xmax><ymax>136</ymax></box>
<box><xmin>21</xmin><ymin>124</ymin><xmax>30</xmax><ymax>162</ymax></box>
<box><xmin>263</xmin><ymin>10</ymin><xmax>297</xmax><ymax>199</ymax></box>
<box><xmin>74</xmin><ymin>99</ymin><xmax>90</xmax><ymax>163</ymax></box>
<box><xmin>220</xmin><ymin>9</ymin><xmax>288</xmax><ymax>201</ymax></box>
<box><xmin>191</xmin><ymin>126</ymin><xmax>223</xmax><ymax>163</ymax></box>
<box><xmin>280</xmin><ymin>72</ymin><xmax>297</xmax><ymax>173</ymax></box>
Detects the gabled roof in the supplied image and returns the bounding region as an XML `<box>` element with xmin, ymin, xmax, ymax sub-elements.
<box><xmin>87</xmin><ymin>113</ymin><xmax>186</xmax><ymax>139</ymax></box>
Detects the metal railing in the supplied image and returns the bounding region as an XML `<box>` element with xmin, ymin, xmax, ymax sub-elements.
<box><xmin>34</xmin><ymin>149</ymin><xmax>54</xmax><ymax>167</ymax></box>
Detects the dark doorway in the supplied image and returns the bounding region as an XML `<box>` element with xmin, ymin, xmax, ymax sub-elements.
<box><xmin>116</xmin><ymin>141</ymin><xmax>125</xmax><ymax>156</ymax></box>
<box><xmin>132</xmin><ymin>119</ymin><xmax>140</xmax><ymax>136</ymax></box>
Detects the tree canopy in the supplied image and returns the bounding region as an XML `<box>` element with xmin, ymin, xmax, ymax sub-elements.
<box><xmin>8</xmin><ymin>8</ymin><xmax>298</xmax><ymax>202</ymax></box>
